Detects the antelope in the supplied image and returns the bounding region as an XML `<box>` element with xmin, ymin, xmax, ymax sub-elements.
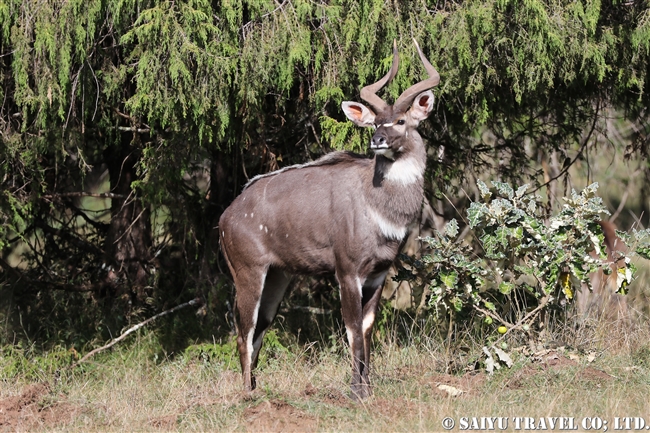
<box><xmin>578</xmin><ymin>220</ymin><xmax>629</xmax><ymax>322</ymax></box>
<box><xmin>219</xmin><ymin>40</ymin><xmax>440</xmax><ymax>400</ymax></box>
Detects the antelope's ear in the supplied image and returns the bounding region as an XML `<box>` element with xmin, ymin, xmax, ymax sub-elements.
<box><xmin>342</xmin><ymin>102</ymin><xmax>376</xmax><ymax>128</ymax></box>
<box><xmin>409</xmin><ymin>90</ymin><xmax>435</xmax><ymax>122</ymax></box>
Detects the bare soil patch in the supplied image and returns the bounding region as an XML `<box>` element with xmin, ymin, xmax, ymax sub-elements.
<box><xmin>243</xmin><ymin>398</ymin><xmax>318</xmax><ymax>432</ymax></box>
<box><xmin>0</xmin><ymin>383</ymin><xmax>79</xmax><ymax>431</ymax></box>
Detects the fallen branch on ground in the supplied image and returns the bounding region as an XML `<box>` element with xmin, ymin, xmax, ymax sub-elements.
<box><xmin>72</xmin><ymin>297</ymin><xmax>203</xmax><ymax>367</ymax></box>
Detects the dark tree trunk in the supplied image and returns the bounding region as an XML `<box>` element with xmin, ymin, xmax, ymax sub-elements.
<box><xmin>200</xmin><ymin>149</ymin><xmax>231</xmax><ymax>282</ymax></box>
<box><xmin>104</xmin><ymin>135</ymin><xmax>152</xmax><ymax>301</ymax></box>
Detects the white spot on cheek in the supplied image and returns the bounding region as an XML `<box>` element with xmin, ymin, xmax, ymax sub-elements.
<box><xmin>251</xmin><ymin>212</ymin><xmax>254</xmax><ymax>218</ymax></box>
<box><xmin>259</xmin><ymin>225</ymin><xmax>263</xmax><ymax>230</ymax></box>
<box><xmin>285</xmin><ymin>234</ymin><xmax>289</xmax><ymax>238</ymax></box>
<box><xmin>244</xmin><ymin>213</ymin><xmax>247</xmax><ymax>218</ymax></box>
<box><xmin>264</xmin><ymin>226</ymin><xmax>268</xmax><ymax>233</ymax></box>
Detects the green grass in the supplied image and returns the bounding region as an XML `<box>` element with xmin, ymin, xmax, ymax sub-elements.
<box><xmin>2</xmin><ymin>321</ymin><xmax>650</xmax><ymax>432</ymax></box>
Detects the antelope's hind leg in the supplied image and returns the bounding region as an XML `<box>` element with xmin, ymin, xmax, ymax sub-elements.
<box><xmin>338</xmin><ymin>274</ymin><xmax>367</xmax><ymax>400</ymax></box>
<box><xmin>235</xmin><ymin>267</ymin><xmax>291</xmax><ymax>392</ymax></box>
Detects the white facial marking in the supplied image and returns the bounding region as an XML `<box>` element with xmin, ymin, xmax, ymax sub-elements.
<box><xmin>244</xmin><ymin>213</ymin><xmax>247</xmax><ymax>218</ymax></box>
<box><xmin>251</xmin><ymin>212</ymin><xmax>254</xmax><ymax>218</ymax></box>
<box><xmin>222</xmin><ymin>231</ymin><xmax>225</xmax><ymax>237</ymax></box>
<box><xmin>382</xmin><ymin>122</ymin><xmax>394</xmax><ymax>127</ymax></box>
<box><xmin>264</xmin><ymin>226</ymin><xmax>268</xmax><ymax>233</ymax></box>
<box><xmin>385</xmin><ymin>157</ymin><xmax>425</xmax><ymax>186</ymax></box>
<box><xmin>285</xmin><ymin>234</ymin><xmax>289</xmax><ymax>238</ymax></box>
<box><xmin>259</xmin><ymin>224</ymin><xmax>263</xmax><ymax>230</ymax></box>
<box><xmin>373</xmin><ymin>147</ymin><xmax>394</xmax><ymax>160</ymax></box>
<box><xmin>369</xmin><ymin>209</ymin><xmax>407</xmax><ymax>240</ymax></box>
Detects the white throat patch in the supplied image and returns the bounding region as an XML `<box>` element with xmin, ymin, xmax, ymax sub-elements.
<box><xmin>385</xmin><ymin>157</ymin><xmax>424</xmax><ymax>186</ymax></box>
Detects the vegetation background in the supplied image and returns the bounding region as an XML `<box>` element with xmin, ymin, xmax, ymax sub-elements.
<box><xmin>2</xmin><ymin>0</ymin><xmax>650</xmax><ymax>430</ymax></box>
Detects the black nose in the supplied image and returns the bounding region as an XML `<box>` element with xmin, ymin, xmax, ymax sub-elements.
<box><xmin>372</xmin><ymin>136</ymin><xmax>386</xmax><ymax>147</ymax></box>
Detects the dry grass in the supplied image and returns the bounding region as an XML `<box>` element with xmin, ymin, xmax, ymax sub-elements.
<box><xmin>2</xmin><ymin>316</ymin><xmax>650</xmax><ymax>432</ymax></box>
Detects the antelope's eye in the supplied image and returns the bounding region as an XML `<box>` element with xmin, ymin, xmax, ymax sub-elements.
<box><xmin>397</xmin><ymin>119</ymin><xmax>405</xmax><ymax>125</ymax></box>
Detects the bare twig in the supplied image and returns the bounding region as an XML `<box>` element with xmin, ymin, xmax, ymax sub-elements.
<box><xmin>610</xmin><ymin>189</ymin><xmax>629</xmax><ymax>224</ymax></box>
<box><xmin>72</xmin><ymin>297</ymin><xmax>203</xmax><ymax>367</ymax></box>
<box><xmin>112</xmin><ymin>207</ymin><xmax>147</xmax><ymax>245</ymax></box>
<box><xmin>529</xmin><ymin>104</ymin><xmax>601</xmax><ymax>195</ymax></box>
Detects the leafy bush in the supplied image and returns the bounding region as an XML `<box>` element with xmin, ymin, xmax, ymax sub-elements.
<box><xmin>398</xmin><ymin>181</ymin><xmax>649</xmax><ymax>353</ymax></box>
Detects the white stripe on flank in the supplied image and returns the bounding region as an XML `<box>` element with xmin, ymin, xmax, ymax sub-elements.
<box><xmin>385</xmin><ymin>157</ymin><xmax>424</xmax><ymax>186</ymax></box>
<box><xmin>369</xmin><ymin>209</ymin><xmax>407</xmax><ymax>240</ymax></box>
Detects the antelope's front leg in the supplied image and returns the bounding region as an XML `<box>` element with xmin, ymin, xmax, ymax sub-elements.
<box><xmin>360</xmin><ymin>279</ymin><xmax>385</xmax><ymax>390</ymax></box>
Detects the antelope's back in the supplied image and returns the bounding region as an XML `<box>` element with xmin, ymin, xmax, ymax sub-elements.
<box><xmin>219</xmin><ymin>155</ymin><xmax>386</xmax><ymax>274</ymax></box>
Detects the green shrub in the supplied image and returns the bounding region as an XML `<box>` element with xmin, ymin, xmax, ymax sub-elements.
<box><xmin>397</xmin><ymin>181</ymin><xmax>649</xmax><ymax>365</ymax></box>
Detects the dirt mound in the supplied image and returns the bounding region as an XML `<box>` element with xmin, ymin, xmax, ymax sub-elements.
<box><xmin>504</xmin><ymin>351</ymin><xmax>612</xmax><ymax>389</ymax></box>
<box><xmin>244</xmin><ymin>399</ymin><xmax>318</xmax><ymax>432</ymax></box>
<box><xmin>303</xmin><ymin>383</ymin><xmax>348</xmax><ymax>406</ymax></box>
<box><xmin>0</xmin><ymin>383</ymin><xmax>79</xmax><ymax>430</ymax></box>
<box><xmin>538</xmin><ymin>351</ymin><xmax>612</xmax><ymax>381</ymax></box>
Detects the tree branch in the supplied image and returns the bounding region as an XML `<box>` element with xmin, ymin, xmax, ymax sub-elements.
<box><xmin>72</xmin><ymin>297</ymin><xmax>203</xmax><ymax>367</ymax></box>
<box><xmin>529</xmin><ymin>103</ymin><xmax>601</xmax><ymax>195</ymax></box>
